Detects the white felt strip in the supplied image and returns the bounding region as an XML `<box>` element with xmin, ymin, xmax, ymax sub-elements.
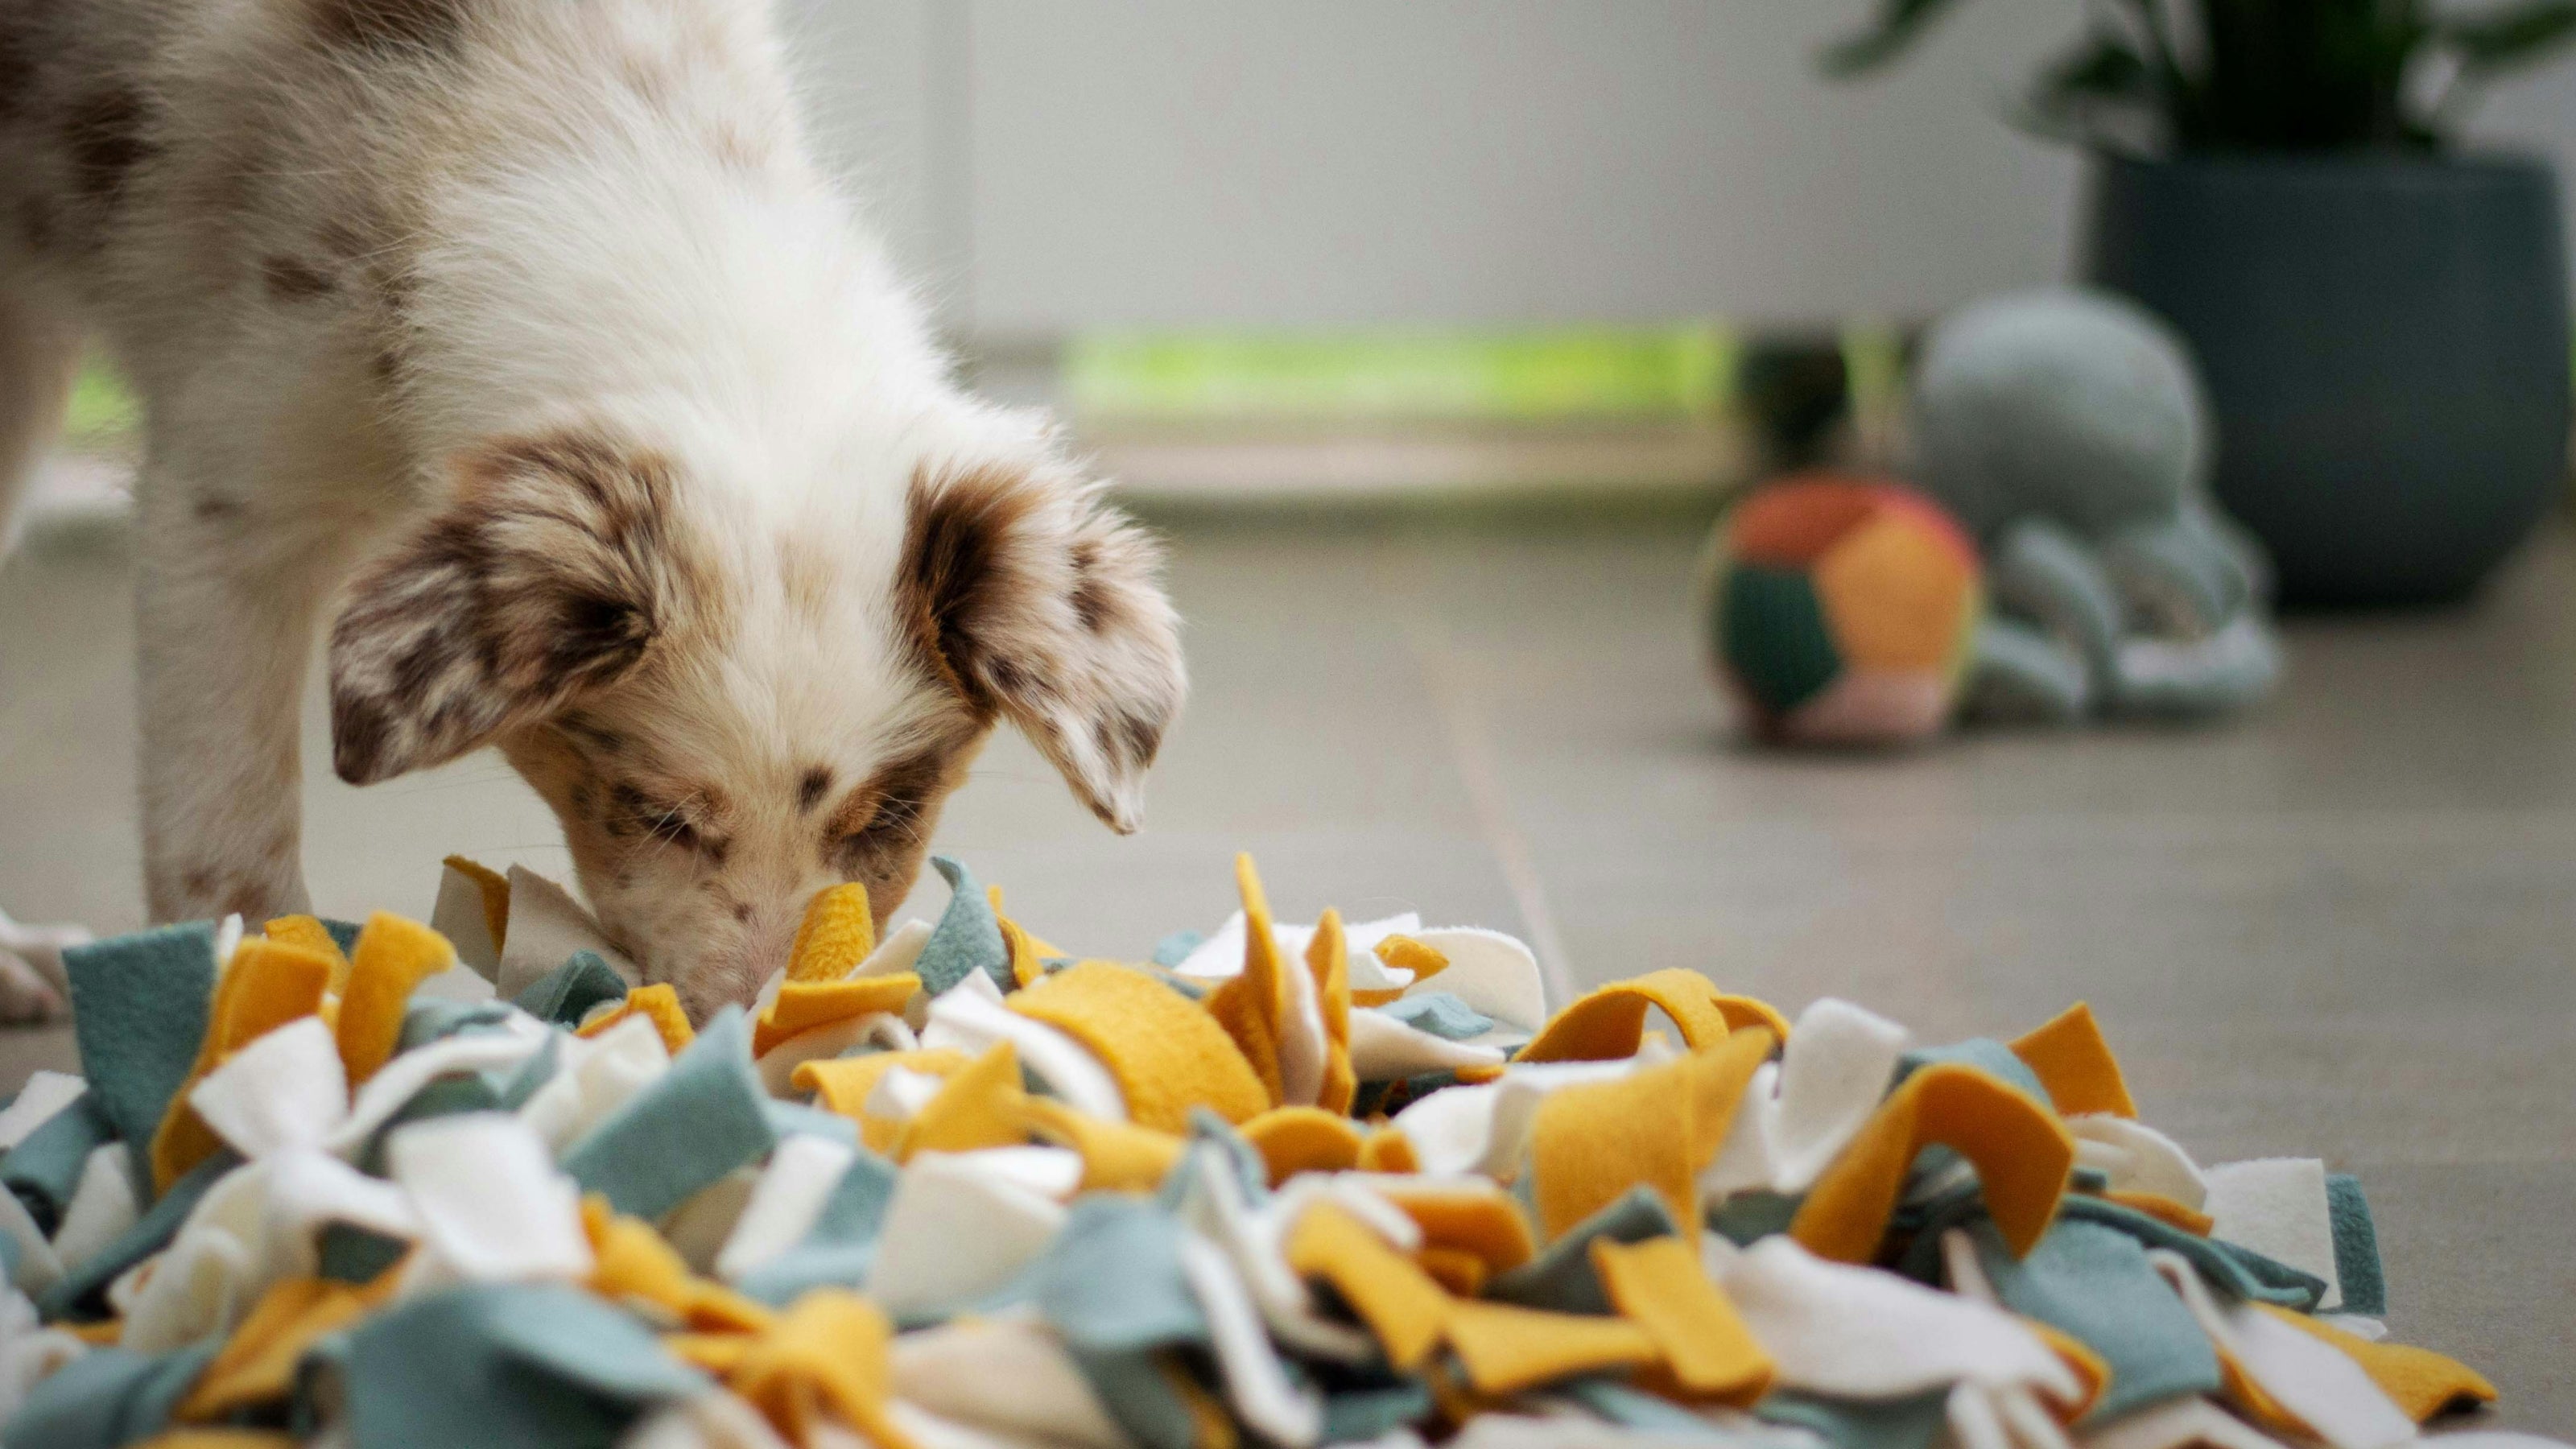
<box><xmin>620</xmin><ymin>1389</ymin><xmax>796</xmax><ymax>1449</ymax></box>
<box><xmin>212</xmin><ymin>914</ymin><xmax>244</xmax><ymax>978</ymax></box>
<box><xmin>0</xmin><ymin>1072</ymin><xmax>85</xmax><ymax>1151</ymax></box>
<box><xmin>1348</xmin><ymin>1008</ymin><xmax>1508</xmax><ymax>1083</ymax></box>
<box><xmin>2144</xmin><ymin>1249</ymin><xmax>2413</xmax><ymax>1449</ymax></box>
<box><xmin>191</xmin><ymin>1017</ymin><xmax>350</xmax><ymax>1160</ymax></box>
<box><xmin>920</xmin><ymin>972</ymin><xmax>1126</xmax><ymax>1121</ymax></box>
<box><xmin>865</xmin><ymin>1066</ymin><xmax>950</xmax><ymax>1126</ymax></box>
<box><xmin>757</xmin><ymin>1012</ymin><xmax>917</xmax><ymax>1098</ymax></box>
<box><xmin>258</xmin><ymin>1149</ymin><xmax>419</xmax><ymax>1281</ymax></box>
<box><xmin>1170</xmin><ymin>1146</ymin><xmax>1377</xmax><ymax>1364</ymax></box>
<box><xmin>928</xmin><ymin>1147</ymin><xmax>1085</xmax><ymax>1203</ymax></box>
<box><xmin>48</xmin><ymin>1143</ymin><xmax>138</xmax><ymax>1270</ymax></box>
<box><xmin>520</xmin><ymin>1013</ymin><xmax>672</xmax><ymax>1151</ymax></box>
<box><xmin>1400</xmin><ymin>928</ymin><xmax>1548</xmax><ymax>1034</ymax></box>
<box><xmin>854</xmin><ymin>918</ymin><xmax>935</xmax><ymax>979</ymax></box>
<box><xmin>869</xmin><ymin>1154</ymin><xmax>1067</xmax><ymax>1319</ymax></box>
<box><xmin>1768</xmin><ymin>997</ymin><xmax>1911</xmax><ymax>1191</ymax></box>
<box><xmin>2079</xmin><ymin>1397</ymin><xmax>2285</xmax><ymax>1449</ymax></box>
<box><xmin>714</xmin><ymin>1134</ymin><xmax>858</xmax><ymax>1284</ymax></box>
<box><xmin>1276</xmin><ymin>932</ymin><xmax>1329</xmax><ymax>1108</ymax></box>
<box><xmin>2068</xmin><ymin>1116</ymin><xmax>2209</xmax><ymax>1212</ymax></box>
<box><xmin>660</xmin><ymin>1170</ymin><xmax>762</xmax><ymax>1275</ymax></box>
<box><xmin>495</xmin><ymin>866</ymin><xmax>638</xmax><ymax>998</ymax></box>
<box><xmin>1712</xmin><ymin>1234</ymin><xmax>2081</xmax><ymax>1406</ymax></box>
<box><xmin>2205</xmin><ymin>1158</ymin><xmax>2343</xmax><ymax>1310</ymax></box>
<box><xmin>1388</xmin><ymin>1081</ymin><xmax>1501</xmax><ymax>1177</ymax></box>
<box><xmin>890</xmin><ymin>1317</ymin><xmax>1128</xmax><ymax>1449</ymax></box>
<box><xmin>122</xmin><ymin>1159</ymin><xmax>270</xmax><ymax>1352</ymax></box>
<box><xmin>429</xmin><ymin>862</ymin><xmax>505</xmax><ymax>980</ymax></box>
<box><xmin>0</xmin><ymin>1292</ymin><xmax>85</xmax><ymax>1429</ymax></box>
<box><xmin>387</xmin><ymin>1113</ymin><xmax>593</xmax><ymax>1283</ymax></box>
<box><xmin>1180</xmin><ymin>1228</ymin><xmax>1323</xmax><ymax>1447</ymax></box>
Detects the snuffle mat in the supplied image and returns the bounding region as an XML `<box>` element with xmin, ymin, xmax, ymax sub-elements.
<box><xmin>0</xmin><ymin>852</ymin><xmax>2549</xmax><ymax>1449</ymax></box>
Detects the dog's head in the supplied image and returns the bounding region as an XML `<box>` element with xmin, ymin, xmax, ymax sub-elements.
<box><xmin>326</xmin><ymin>415</ymin><xmax>1183</xmax><ymax>1020</ymax></box>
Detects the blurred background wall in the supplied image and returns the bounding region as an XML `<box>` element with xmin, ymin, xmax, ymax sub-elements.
<box><xmin>778</xmin><ymin>0</ymin><xmax>2576</xmax><ymax>337</ymax></box>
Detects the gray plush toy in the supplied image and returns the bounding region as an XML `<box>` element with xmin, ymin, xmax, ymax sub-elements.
<box><xmin>1910</xmin><ymin>287</ymin><xmax>2281</xmax><ymax>720</ymax></box>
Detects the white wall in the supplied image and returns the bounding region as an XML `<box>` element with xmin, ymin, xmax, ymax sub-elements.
<box><xmin>780</xmin><ymin>2</ymin><xmax>2576</xmax><ymax>335</ymax></box>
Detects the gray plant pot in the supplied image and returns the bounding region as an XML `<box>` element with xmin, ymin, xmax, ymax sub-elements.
<box><xmin>2082</xmin><ymin>151</ymin><xmax>2570</xmax><ymax>605</ymax></box>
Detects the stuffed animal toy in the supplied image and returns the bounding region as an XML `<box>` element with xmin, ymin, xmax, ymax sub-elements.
<box><xmin>1910</xmin><ymin>288</ymin><xmax>2281</xmax><ymax>721</ymax></box>
<box><xmin>1696</xmin><ymin>472</ymin><xmax>1982</xmax><ymax>745</ymax></box>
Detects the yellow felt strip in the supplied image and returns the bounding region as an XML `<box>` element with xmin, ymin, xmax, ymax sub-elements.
<box><xmin>440</xmin><ymin>854</ymin><xmax>513</xmax><ymax>955</ymax></box>
<box><xmin>729</xmin><ymin>1290</ymin><xmax>915</xmax><ymax>1449</ymax></box>
<box><xmin>1284</xmin><ymin>1202</ymin><xmax>1453</xmax><ymax>1371</ymax></box>
<box><xmin>999</xmin><ymin>914</ymin><xmax>1046</xmax><ymax>990</ymax></box>
<box><xmin>1357</xmin><ymin>1128</ymin><xmax>1419</xmax><ymax>1174</ymax></box>
<box><xmin>1374</xmin><ymin>935</ymin><xmax>1450</xmax><ymax>983</ymax></box>
<box><xmin>1374</xmin><ymin>1181</ymin><xmax>1535</xmax><ymax>1273</ymax></box>
<box><xmin>336</xmin><ymin>913</ymin><xmax>458</xmax><ymax>1086</ymax></box>
<box><xmin>1241</xmin><ymin>1107</ymin><xmax>1364</xmax><ymax>1185</ymax></box>
<box><xmin>2102</xmin><ymin>1189</ymin><xmax>2214</xmax><ymax>1236</ymax></box>
<box><xmin>2258</xmin><ymin>1304</ymin><xmax>2499</xmax><ymax>1422</ymax></box>
<box><xmin>1203</xmin><ymin>856</ymin><xmax>1290</xmax><ymax>1107</ymax></box>
<box><xmin>1416</xmin><ymin>1246</ymin><xmax>1488</xmax><ymax>1297</ymax></box>
<box><xmin>2010</xmin><ymin>1002</ymin><xmax>2138</xmax><ymax>1119</ymax></box>
<box><xmin>1591</xmin><ymin>1235</ymin><xmax>1771</xmax><ymax>1403</ymax></box>
<box><xmin>151</xmin><ymin>937</ymin><xmax>336</xmax><ymax>1192</ymax></box>
<box><xmin>989</xmin><ymin>888</ymin><xmax>1071</xmax><ymax>963</ymax></box>
<box><xmin>1307</xmin><ymin>910</ymin><xmax>1357</xmax><ymax>1116</ymax></box>
<box><xmin>788</xmin><ymin>883</ymin><xmax>876</xmax><ymax>983</ymax></box>
<box><xmin>577</xmin><ymin>984</ymin><xmax>696</xmax><ymax>1056</ymax></box>
<box><xmin>1443</xmin><ymin>1298</ymin><xmax>1659</xmax><ymax>1396</ymax></box>
<box><xmin>261</xmin><ymin>916</ymin><xmax>349</xmax><ymax>993</ymax></box>
<box><xmin>2214</xmin><ymin>1340</ymin><xmax>2311</xmax><ymax>1438</ymax></box>
<box><xmin>1022</xmin><ymin>1097</ymin><xmax>1186</xmax><ymax>1193</ymax></box>
<box><xmin>894</xmin><ymin>1041</ymin><xmax>1027</xmax><ymax>1159</ymax></box>
<box><xmin>1009</xmin><ymin>963</ymin><xmax>1269</xmax><ymax>1132</ymax></box>
<box><xmin>1164</xmin><ymin>1356</ymin><xmax>1240</xmax><ymax>1449</ymax></box>
<box><xmin>794</xmin><ymin>1048</ymin><xmax>971</xmax><ymax>1141</ymax></box>
<box><xmin>1530</xmin><ymin>1027</ymin><xmax>1773</xmax><ymax>1239</ymax></box>
<box><xmin>176</xmin><ymin>1276</ymin><xmax>389</xmax><ymax>1421</ymax></box>
<box><xmin>1790</xmin><ymin>1062</ymin><xmax>2074</xmax><ymax>1263</ymax></box>
<box><xmin>132</xmin><ymin>1431</ymin><xmax>299</xmax><ymax>1449</ymax></box>
<box><xmin>753</xmin><ymin>974</ymin><xmax>921</xmax><ymax>1057</ymax></box>
<box><xmin>2021</xmin><ymin>1318</ymin><xmax>2108</xmax><ymax>1422</ymax></box>
<box><xmin>66</xmin><ymin>1319</ymin><xmax>123</xmax><ymax>1345</ymax></box>
<box><xmin>1517</xmin><ymin>969</ymin><xmax>1785</xmax><ymax>1063</ymax></box>
<box><xmin>584</xmin><ymin>1197</ymin><xmax>776</xmax><ymax>1334</ymax></box>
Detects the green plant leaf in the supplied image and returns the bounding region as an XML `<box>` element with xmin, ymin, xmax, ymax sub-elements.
<box><xmin>2442</xmin><ymin>0</ymin><xmax>2576</xmax><ymax>72</ymax></box>
<box><xmin>1819</xmin><ymin>0</ymin><xmax>1975</xmax><ymax>76</ymax></box>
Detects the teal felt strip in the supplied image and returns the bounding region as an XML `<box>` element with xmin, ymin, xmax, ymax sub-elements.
<box><xmin>1894</xmin><ymin>1038</ymin><xmax>2047</xmax><ymax>1100</ymax></box>
<box><xmin>1377</xmin><ymin>993</ymin><xmax>1494</xmax><ymax>1042</ymax></box>
<box><xmin>62</xmin><ymin>921</ymin><xmax>217</xmax><ymax>1191</ymax></box>
<box><xmin>1033</xmin><ymin>1197</ymin><xmax>1207</xmax><ymax>1352</ymax></box>
<box><xmin>398</xmin><ymin>1001</ymin><xmax>519</xmax><ymax>1051</ymax></box>
<box><xmin>1756</xmin><ymin>1389</ymin><xmax>1947</xmax><ymax>1449</ymax></box>
<box><xmin>1966</xmin><ymin>1216</ymin><xmax>2219</xmax><ymax>1422</ymax></box>
<box><xmin>1070</xmin><ymin>1348</ymin><xmax>1200</xmax><ymax>1449</ymax></box>
<box><xmin>496</xmin><ymin>1036</ymin><xmax>561</xmax><ymax>1112</ymax></box>
<box><xmin>2054</xmin><ymin>1196</ymin><xmax>2326</xmax><ymax>1310</ymax></box>
<box><xmin>1321</xmin><ymin>1381</ymin><xmax>1435</xmax><ymax>1443</ymax></box>
<box><xmin>1560</xmin><ymin>1377</ymin><xmax>1732</xmax><ymax>1438</ymax></box>
<box><xmin>0</xmin><ymin>1340</ymin><xmax>217</xmax><ymax>1449</ymax></box>
<box><xmin>341</xmin><ymin>1284</ymin><xmax>706</xmax><ymax>1449</ymax></box>
<box><xmin>736</xmin><ymin>1146</ymin><xmax>902</xmax><ymax>1304</ymax></box>
<box><xmin>913</xmin><ymin>857</ymin><xmax>1012</xmax><ymax>996</ymax></box>
<box><xmin>1707</xmin><ymin>1190</ymin><xmax>1804</xmax><ymax>1249</ymax></box>
<box><xmin>323</xmin><ymin>919</ymin><xmax>363</xmax><ymax>956</ymax></box>
<box><xmin>762</xmin><ymin>1101</ymin><xmax>860</xmax><ymax>1147</ymax></box>
<box><xmin>2326</xmin><ymin>1173</ymin><xmax>2386</xmax><ymax>1315</ymax></box>
<box><xmin>1162</xmin><ymin>1110</ymin><xmax>1267</xmax><ymax>1212</ymax></box>
<box><xmin>1488</xmin><ymin>1185</ymin><xmax>1675</xmax><ymax>1314</ymax></box>
<box><xmin>560</xmin><ymin>1007</ymin><xmax>774</xmax><ymax>1220</ymax></box>
<box><xmin>2</xmin><ymin>1091</ymin><xmax>115</xmax><ymax>1236</ymax></box>
<box><xmin>512</xmin><ymin>952</ymin><xmax>630</xmax><ymax>1028</ymax></box>
<box><xmin>1150</xmin><ymin>931</ymin><xmax>1205</xmax><ymax>968</ymax></box>
<box><xmin>1721</xmin><ymin>564</ymin><xmax>1842</xmax><ymax>714</ymax></box>
<box><xmin>319</xmin><ymin>1223</ymin><xmax>413</xmax><ymax>1286</ymax></box>
<box><xmin>0</xmin><ymin>1225</ymin><xmax>15</xmax><ymax>1284</ymax></box>
<box><xmin>38</xmin><ymin>1153</ymin><xmax>237</xmax><ymax>1323</ymax></box>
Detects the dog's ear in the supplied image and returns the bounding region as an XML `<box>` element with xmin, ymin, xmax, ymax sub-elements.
<box><xmin>900</xmin><ymin>460</ymin><xmax>1184</xmax><ymax>832</ymax></box>
<box><xmin>328</xmin><ymin>434</ymin><xmax>700</xmax><ymax>785</ymax></box>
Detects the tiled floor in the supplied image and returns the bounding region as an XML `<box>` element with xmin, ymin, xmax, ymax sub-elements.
<box><xmin>4</xmin><ymin>505</ymin><xmax>2573</xmax><ymax>1430</ymax></box>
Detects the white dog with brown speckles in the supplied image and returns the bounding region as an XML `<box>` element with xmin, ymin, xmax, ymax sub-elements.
<box><xmin>0</xmin><ymin>0</ymin><xmax>1184</xmax><ymax>1022</ymax></box>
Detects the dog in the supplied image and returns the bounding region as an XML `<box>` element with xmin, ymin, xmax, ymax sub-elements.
<box><xmin>0</xmin><ymin>0</ymin><xmax>1186</xmax><ymax>1022</ymax></box>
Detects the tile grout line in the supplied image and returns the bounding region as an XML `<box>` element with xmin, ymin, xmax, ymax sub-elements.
<box><xmin>1404</xmin><ymin>617</ymin><xmax>1581</xmax><ymax>1011</ymax></box>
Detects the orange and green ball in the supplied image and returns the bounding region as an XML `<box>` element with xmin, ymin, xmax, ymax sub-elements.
<box><xmin>1698</xmin><ymin>473</ymin><xmax>1983</xmax><ymax>744</ymax></box>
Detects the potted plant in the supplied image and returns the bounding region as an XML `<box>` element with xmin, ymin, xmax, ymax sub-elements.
<box><xmin>1827</xmin><ymin>0</ymin><xmax>2576</xmax><ymax>605</ymax></box>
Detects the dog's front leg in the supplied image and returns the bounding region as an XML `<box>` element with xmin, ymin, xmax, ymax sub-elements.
<box><xmin>134</xmin><ymin>464</ymin><xmax>348</xmax><ymax>927</ymax></box>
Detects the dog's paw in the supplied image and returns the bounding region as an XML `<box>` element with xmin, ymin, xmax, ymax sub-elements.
<box><xmin>0</xmin><ymin>910</ymin><xmax>87</xmax><ymax>1026</ymax></box>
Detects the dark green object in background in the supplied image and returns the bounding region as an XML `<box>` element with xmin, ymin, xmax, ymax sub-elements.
<box><xmin>2087</xmin><ymin>154</ymin><xmax>2570</xmax><ymax>604</ymax></box>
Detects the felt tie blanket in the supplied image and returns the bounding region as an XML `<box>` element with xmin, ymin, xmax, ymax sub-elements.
<box><xmin>0</xmin><ymin>852</ymin><xmax>2552</xmax><ymax>1449</ymax></box>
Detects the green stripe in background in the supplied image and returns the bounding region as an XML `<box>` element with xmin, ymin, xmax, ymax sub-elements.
<box><xmin>1064</xmin><ymin>325</ymin><xmax>1740</xmax><ymax>423</ymax></box>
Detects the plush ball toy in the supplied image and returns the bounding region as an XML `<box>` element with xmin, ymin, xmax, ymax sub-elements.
<box><xmin>1698</xmin><ymin>472</ymin><xmax>1982</xmax><ymax>745</ymax></box>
